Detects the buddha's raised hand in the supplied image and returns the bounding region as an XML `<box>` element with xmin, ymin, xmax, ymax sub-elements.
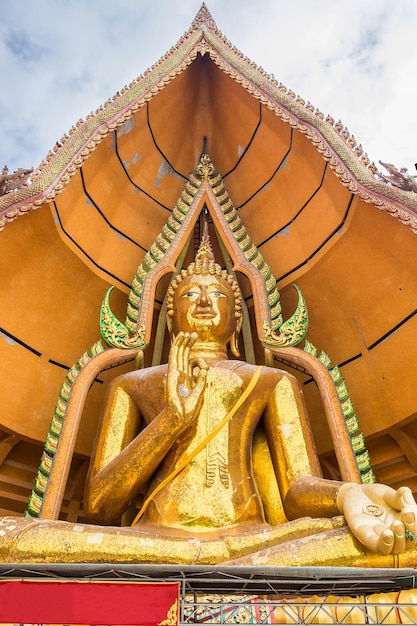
<box><xmin>166</xmin><ymin>331</ymin><xmax>208</xmax><ymax>430</ymax></box>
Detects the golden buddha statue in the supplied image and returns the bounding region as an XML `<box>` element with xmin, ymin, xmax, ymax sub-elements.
<box><xmin>1</xmin><ymin>233</ymin><xmax>417</xmax><ymax>567</ymax></box>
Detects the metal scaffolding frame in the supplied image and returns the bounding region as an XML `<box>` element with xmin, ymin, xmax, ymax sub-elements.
<box><xmin>1</xmin><ymin>564</ymin><xmax>417</xmax><ymax>624</ymax></box>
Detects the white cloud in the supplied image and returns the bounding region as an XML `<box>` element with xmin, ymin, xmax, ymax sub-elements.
<box><xmin>1</xmin><ymin>0</ymin><xmax>416</xmax><ymax>176</ymax></box>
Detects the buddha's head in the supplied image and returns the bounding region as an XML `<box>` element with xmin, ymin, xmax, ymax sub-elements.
<box><xmin>166</xmin><ymin>227</ymin><xmax>242</xmax><ymax>355</ymax></box>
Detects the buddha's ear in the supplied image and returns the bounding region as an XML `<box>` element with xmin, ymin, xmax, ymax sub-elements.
<box><xmin>166</xmin><ymin>312</ymin><xmax>173</xmax><ymax>334</ymax></box>
<box><xmin>236</xmin><ymin>312</ymin><xmax>243</xmax><ymax>335</ymax></box>
<box><xmin>230</xmin><ymin>332</ymin><xmax>240</xmax><ymax>357</ymax></box>
<box><xmin>230</xmin><ymin>315</ymin><xmax>243</xmax><ymax>357</ymax></box>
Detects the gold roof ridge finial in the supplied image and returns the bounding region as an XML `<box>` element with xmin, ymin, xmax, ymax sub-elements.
<box><xmin>195</xmin><ymin>137</ymin><xmax>217</xmax><ymax>179</ymax></box>
<box><xmin>191</xmin><ymin>3</ymin><xmax>217</xmax><ymax>31</ymax></box>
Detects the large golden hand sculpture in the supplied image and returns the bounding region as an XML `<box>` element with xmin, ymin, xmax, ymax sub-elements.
<box><xmin>337</xmin><ymin>483</ymin><xmax>417</xmax><ymax>555</ymax></box>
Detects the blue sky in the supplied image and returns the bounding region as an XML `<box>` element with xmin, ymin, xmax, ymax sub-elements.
<box><xmin>1</xmin><ymin>0</ymin><xmax>416</xmax><ymax>178</ymax></box>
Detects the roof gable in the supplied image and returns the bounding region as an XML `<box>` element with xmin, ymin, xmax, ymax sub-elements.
<box><xmin>1</xmin><ymin>3</ymin><xmax>416</xmax><ymax>231</ymax></box>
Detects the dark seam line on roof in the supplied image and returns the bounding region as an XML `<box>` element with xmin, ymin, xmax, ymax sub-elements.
<box><xmin>48</xmin><ymin>359</ymin><xmax>73</xmax><ymax>371</ymax></box>
<box><xmin>49</xmin><ymin>359</ymin><xmax>104</xmax><ymax>383</ymax></box>
<box><xmin>257</xmin><ymin>160</ymin><xmax>328</xmax><ymax>249</ymax></box>
<box><xmin>0</xmin><ymin>331</ymin><xmax>105</xmax><ymax>381</ymax></box>
<box><xmin>302</xmin><ymin>352</ymin><xmax>364</xmax><ymax>385</ymax></box>
<box><xmin>248</xmin><ymin>312</ymin><xmax>415</xmax><ymax>373</ymax></box>
<box><xmin>79</xmin><ymin>168</ymin><xmax>148</xmax><ymax>251</ymax></box>
<box><xmin>338</xmin><ymin>353</ymin><xmax>363</xmax><ymax>368</ymax></box>
<box><xmin>52</xmin><ymin>201</ymin><xmax>131</xmax><ymax>289</ymax></box>
<box><xmin>275</xmin><ymin>192</ymin><xmax>354</xmax><ymax>283</ymax></box>
<box><xmin>368</xmin><ymin>308</ymin><xmax>417</xmax><ymax>351</ymax></box>
<box><xmin>0</xmin><ymin>327</ymin><xmax>42</xmax><ymax>356</ymax></box>
<box><xmin>298</xmin><ymin>322</ymin><xmax>415</xmax><ymax>384</ymax></box>
<box><xmin>241</xmin><ymin>190</ymin><xmax>352</xmax><ymax>299</ymax></box>
<box><xmin>113</xmin><ymin>130</ymin><xmax>172</xmax><ymax>212</ymax></box>
<box><xmin>222</xmin><ymin>102</ymin><xmax>263</xmax><ymax>179</ymax></box>
<box><xmin>236</xmin><ymin>127</ymin><xmax>294</xmax><ymax>211</ymax></box>
<box><xmin>146</xmin><ymin>103</ymin><xmax>189</xmax><ymax>181</ymax></box>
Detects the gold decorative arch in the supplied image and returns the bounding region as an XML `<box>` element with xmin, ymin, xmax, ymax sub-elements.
<box><xmin>27</xmin><ymin>147</ymin><xmax>374</xmax><ymax>522</ymax></box>
<box><xmin>100</xmin><ymin>144</ymin><xmax>308</xmax><ymax>351</ymax></box>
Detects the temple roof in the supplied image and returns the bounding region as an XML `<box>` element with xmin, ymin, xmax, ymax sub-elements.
<box><xmin>1</xmin><ymin>4</ymin><xmax>416</xmax><ymax>231</ymax></box>
<box><xmin>1</xmin><ymin>4</ymin><xmax>417</xmax><ymax>519</ymax></box>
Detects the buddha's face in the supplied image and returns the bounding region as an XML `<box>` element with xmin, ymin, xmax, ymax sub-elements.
<box><xmin>171</xmin><ymin>273</ymin><xmax>236</xmax><ymax>344</ymax></box>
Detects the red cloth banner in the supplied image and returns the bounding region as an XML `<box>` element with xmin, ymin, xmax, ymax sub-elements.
<box><xmin>0</xmin><ymin>580</ymin><xmax>179</xmax><ymax>625</ymax></box>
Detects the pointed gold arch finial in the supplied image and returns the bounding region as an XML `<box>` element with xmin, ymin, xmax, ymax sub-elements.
<box><xmin>100</xmin><ymin>144</ymin><xmax>308</xmax><ymax>351</ymax></box>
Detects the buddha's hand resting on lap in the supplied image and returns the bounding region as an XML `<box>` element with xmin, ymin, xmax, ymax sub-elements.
<box><xmin>337</xmin><ymin>483</ymin><xmax>417</xmax><ymax>554</ymax></box>
<box><xmin>166</xmin><ymin>331</ymin><xmax>208</xmax><ymax>430</ymax></box>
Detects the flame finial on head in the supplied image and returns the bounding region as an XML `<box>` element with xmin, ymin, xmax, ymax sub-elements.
<box><xmin>195</xmin><ymin>221</ymin><xmax>214</xmax><ymax>265</ymax></box>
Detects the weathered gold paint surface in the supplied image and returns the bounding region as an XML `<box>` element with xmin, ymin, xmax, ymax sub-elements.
<box><xmin>2</xmin><ymin>514</ymin><xmax>417</xmax><ymax>567</ymax></box>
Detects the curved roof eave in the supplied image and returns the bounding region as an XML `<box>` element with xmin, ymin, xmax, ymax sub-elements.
<box><xmin>1</xmin><ymin>4</ymin><xmax>416</xmax><ymax>231</ymax></box>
